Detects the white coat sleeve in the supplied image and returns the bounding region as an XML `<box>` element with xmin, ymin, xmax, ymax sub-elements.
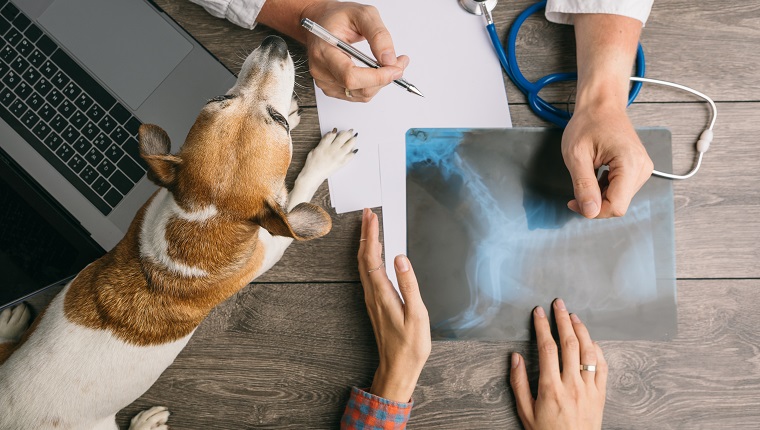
<box><xmin>545</xmin><ymin>0</ymin><xmax>654</xmax><ymax>26</ymax></box>
<box><xmin>188</xmin><ymin>0</ymin><xmax>267</xmax><ymax>30</ymax></box>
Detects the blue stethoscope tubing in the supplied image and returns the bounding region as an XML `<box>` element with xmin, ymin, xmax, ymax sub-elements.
<box><xmin>487</xmin><ymin>0</ymin><xmax>645</xmax><ymax>128</ymax></box>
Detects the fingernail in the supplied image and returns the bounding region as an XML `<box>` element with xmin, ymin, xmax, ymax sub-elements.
<box><xmin>554</xmin><ymin>298</ymin><xmax>566</xmax><ymax>311</ymax></box>
<box><xmin>570</xmin><ymin>313</ymin><xmax>581</xmax><ymax>324</ymax></box>
<box><xmin>395</xmin><ymin>255</ymin><xmax>410</xmax><ymax>273</ymax></box>
<box><xmin>392</xmin><ymin>70</ymin><xmax>403</xmax><ymax>80</ymax></box>
<box><xmin>380</xmin><ymin>51</ymin><xmax>396</xmax><ymax>66</ymax></box>
<box><xmin>534</xmin><ymin>306</ymin><xmax>545</xmax><ymax>318</ymax></box>
<box><xmin>352</xmin><ymin>148</ymin><xmax>359</xmax><ymax>154</ymax></box>
<box><xmin>354</xmin><ymin>132</ymin><xmax>359</xmax><ymax>137</ymax></box>
<box><xmin>582</xmin><ymin>201</ymin><xmax>598</xmax><ymax>217</ymax></box>
<box><xmin>511</xmin><ymin>352</ymin><xmax>520</xmax><ymax>368</ymax></box>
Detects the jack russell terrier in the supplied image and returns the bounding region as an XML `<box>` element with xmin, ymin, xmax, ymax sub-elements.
<box><xmin>0</xmin><ymin>35</ymin><xmax>357</xmax><ymax>429</ymax></box>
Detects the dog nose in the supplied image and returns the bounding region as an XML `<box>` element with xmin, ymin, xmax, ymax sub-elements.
<box><xmin>261</xmin><ymin>35</ymin><xmax>288</xmax><ymax>58</ymax></box>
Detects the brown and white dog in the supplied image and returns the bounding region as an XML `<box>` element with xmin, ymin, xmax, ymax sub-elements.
<box><xmin>0</xmin><ymin>35</ymin><xmax>357</xmax><ymax>429</ymax></box>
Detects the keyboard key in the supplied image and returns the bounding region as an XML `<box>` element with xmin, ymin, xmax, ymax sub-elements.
<box><xmin>13</xmin><ymin>81</ymin><xmax>32</xmax><ymax>99</ymax></box>
<box><xmin>52</xmin><ymin>49</ymin><xmax>115</xmax><ymax>110</ymax></box>
<box><xmin>34</xmin><ymin>77</ymin><xmax>52</xmax><ymax>96</ymax></box>
<box><xmin>1</xmin><ymin>70</ymin><xmax>19</xmax><ymax>89</ymax></box>
<box><xmin>36</xmin><ymin>34</ymin><xmax>56</xmax><ymax>56</ymax></box>
<box><xmin>55</xmin><ymin>143</ymin><xmax>73</xmax><ymax>162</ymax></box>
<box><xmin>26</xmin><ymin>92</ymin><xmax>43</xmax><ymax>110</ymax></box>
<box><xmin>4</xmin><ymin>27</ymin><xmax>21</xmax><ymax>46</ymax></box>
<box><xmin>61</xmin><ymin>124</ymin><xmax>80</xmax><ymax>143</ymax></box>
<box><xmin>79</xmin><ymin>165</ymin><xmax>98</xmax><ymax>185</ymax></box>
<box><xmin>15</xmin><ymin>38</ymin><xmax>32</xmax><ymax>56</ymax></box>
<box><xmin>49</xmin><ymin>113</ymin><xmax>66</xmax><ymax>132</ymax></box>
<box><xmin>0</xmin><ymin>16</ymin><xmax>10</xmax><ymax>35</ymax></box>
<box><xmin>103</xmin><ymin>188</ymin><xmax>122</xmax><ymax>208</ymax></box>
<box><xmin>38</xmin><ymin>102</ymin><xmax>54</xmax><ymax>121</ymax></box>
<box><xmin>92</xmin><ymin>132</ymin><xmax>111</xmax><ymax>151</ymax></box>
<box><xmin>92</xmin><ymin>176</ymin><xmax>110</xmax><ymax>196</ymax></box>
<box><xmin>32</xmin><ymin>120</ymin><xmax>50</xmax><ymax>140</ymax></box>
<box><xmin>0</xmin><ymin>3</ymin><xmax>19</xmax><ymax>21</ymax></box>
<box><xmin>110</xmin><ymin>126</ymin><xmax>128</xmax><ymax>144</ymax></box>
<box><xmin>39</xmin><ymin>59</ymin><xmax>57</xmax><ymax>78</ymax></box>
<box><xmin>20</xmin><ymin>109</ymin><xmax>38</xmax><ymax>128</ymax></box>
<box><xmin>26</xmin><ymin>48</ymin><xmax>42</xmax><ymax>67</ymax></box>
<box><xmin>109</xmin><ymin>170</ymin><xmax>132</xmax><ymax>195</ymax></box>
<box><xmin>8</xmin><ymin>98</ymin><xmax>26</xmax><ymax>117</ymax></box>
<box><xmin>58</xmin><ymin>99</ymin><xmax>75</xmax><ymax>118</ymax></box>
<box><xmin>98</xmin><ymin>115</ymin><xmax>116</xmax><ymax>134</ymax></box>
<box><xmin>70</xmin><ymin>110</ymin><xmax>86</xmax><ymax>129</ymax></box>
<box><xmin>85</xmin><ymin>147</ymin><xmax>103</xmax><ymax>166</ymax></box>
<box><xmin>81</xmin><ymin>121</ymin><xmax>98</xmax><ymax>139</ymax></box>
<box><xmin>45</xmin><ymin>88</ymin><xmax>64</xmax><ymax>107</ymax></box>
<box><xmin>23</xmin><ymin>22</ymin><xmax>42</xmax><ymax>43</ymax></box>
<box><xmin>125</xmin><ymin>116</ymin><xmax>141</xmax><ymax>136</ymax></box>
<box><xmin>51</xmin><ymin>71</ymin><xmax>69</xmax><ymax>89</ymax></box>
<box><xmin>96</xmin><ymin>158</ymin><xmax>115</xmax><ymax>178</ymax></box>
<box><xmin>0</xmin><ymin>87</ymin><xmax>15</xmax><ymax>106</ymax></box>
<box><xmin>22</xmin><ymin>67</ymin><xmax>40</xmax><ymax>85</ymax></box>
<box><xmin>11</xmin><ymin>11</ymin><xmax>30</xmax><ymax>32</ymax></box>
<box><xmin>117</xmin><ymin>154</ymin><xmax>145</xmax><ymax>182</ymax></box>
<box><xmin>9</xmin><ymin>55</ymin><xmax>28</xmax><ymax>73</ymax></box>
<box><xmin>72</xmin><ymin>136</ymin><xmax>90</xmax><ymax>155</ymax></box>
<box><xmin>86</xmin><ymin>103</ymin><xmax>104</xmax><ymax>122</ymax></box>
<box><xmin>62</xmin><ymin>82</ymin><xmax>81</xmax><ymax>100</ymax></box>
<box><xmin>67</xmin><ymin>154</ymin><xmax>86</xmax><ymax>173</ymax></box>
<box><xmin>122</xmin><ymin>137</ymin><xmax>147</xmax><ymax>168</ymax></box>
<box><xmin>104</xmin><ymin>143</ymin><xmax>124</xmax><ymax>162</ymax></box>
<box><xmin>43</xmin><ymin>132</ymin><xmax>63</xmax><ymax>151</ymax></box>
<box><xmin>74</xmin><ymin>93</ymin><xmax>93</xmax><ymax>111</ymax></box>
<box><xmin>109</xmin><ymin>104</ymin><xmax>130</xmax><ymax>124</ymax></box>
<box><xmin>0</xmin><ymin>45</ymin><xmax>16</xmax><ymax>62</ymax></box>
<box><xmin>0</xmin><ymin>60</ymin><xmax>7</xmax><ymax>77</ymax></box>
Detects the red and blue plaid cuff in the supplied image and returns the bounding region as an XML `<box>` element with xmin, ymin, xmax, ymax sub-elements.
<box><xmin>340</xmin><ymin>386</ymin><xmax>413</xmax><ymax>430</ymax></box>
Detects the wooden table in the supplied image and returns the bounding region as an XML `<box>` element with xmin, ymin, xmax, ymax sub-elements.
<box><xmin>109</xmin><ymin>1</ymin><xmax>760</xmax><ymax>428</ymax></box>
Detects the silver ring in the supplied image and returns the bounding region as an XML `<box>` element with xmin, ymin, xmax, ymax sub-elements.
<box><xmin>345</xmin><ymin>88</ymin><xmax>353</xmax><ymax>98</ymax></box>
<box><xmin>580</xmin><ymin>364</ymin><xmax>596</xmax><ymax>372</ymax></box>
<box><xmin>359</xmin><ymin>238</ymin><xmax>367</xmax><ymax>242</ymax></box>
<box><xmin>367</xmin><ymin>261</ymin><xmax>384</xmax><ymax>274</ymax></box>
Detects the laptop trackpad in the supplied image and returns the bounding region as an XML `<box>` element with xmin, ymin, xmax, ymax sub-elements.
<box><xmin>38</xmin><ymin>0</ymin><xmax>192</xmax><ymax>110</ymax></box>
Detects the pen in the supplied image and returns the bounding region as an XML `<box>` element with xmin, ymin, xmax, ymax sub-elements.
<box><xmin>300</xmin><ymin>18</ymin><xmax>424</xmax><ymax>97</ymax></box>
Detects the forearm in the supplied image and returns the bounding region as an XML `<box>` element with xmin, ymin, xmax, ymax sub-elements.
<box><xmin>573</xmin><ymin>14</ymin><xmax>642</xmax><ymax>112</ymax></box>
<box><xmin>257</xmin><ymin>0</ymin><xmax>327</xmax><ymax>44</ymax></box>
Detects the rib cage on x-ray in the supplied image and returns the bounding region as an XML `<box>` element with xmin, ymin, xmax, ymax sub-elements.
<box><xmin>406</xmin><ymin>128</ymin><xmax>677</xmax><ymax>341</ymax></box>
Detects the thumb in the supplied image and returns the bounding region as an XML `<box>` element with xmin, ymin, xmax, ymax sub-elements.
<box><xmin>394</xmin><ymin>255</ymin><xmax>425</xmax><ymax>315</ymax></box>
<box><xmin>564</xmin><ymin>149</ymin><xmax>602</xmax><ymax>219</ymax></box>
<box><xmin>353</xmin><ymin>6</ymin><xmax>398</xmax><ymax>66</ymax></box>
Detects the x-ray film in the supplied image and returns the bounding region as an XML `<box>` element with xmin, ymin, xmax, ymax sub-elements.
<box><xmin>406</xmin><ymin>128</ymin><xmax>677</xmax><ymax>341</ymax></box>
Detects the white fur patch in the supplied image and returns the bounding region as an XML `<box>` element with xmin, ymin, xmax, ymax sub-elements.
<box><xmin>139</xmin><ymin>189</ymin><xmax>216</xmax><ymax>278</ymax></box>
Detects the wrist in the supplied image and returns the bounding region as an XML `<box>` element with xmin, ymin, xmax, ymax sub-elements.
<box><xmin>575</xmin><ymin>76</ymin><xmax>629</xmax><ymax>113</ymax></box>
<box><xmin>297</xmin><ymin>0</ymin><xmax>334</xmax><ymax>43</ymax></box>
<box><xmin>370</xmin><ymin>366</ymin><xmax>420</xmax><ymax>403</ymax></box>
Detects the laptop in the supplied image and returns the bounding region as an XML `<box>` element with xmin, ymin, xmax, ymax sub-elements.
<box><xmin>0</xmin><ymin>0</ymin><xmax>237</xmax><ymax>309</ymax></box>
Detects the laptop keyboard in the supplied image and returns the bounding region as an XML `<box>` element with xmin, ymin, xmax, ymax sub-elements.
<box><xmin>0</xmin><ymin>0</ymin><xmax>146</xmax><ymax>216</ymax></box>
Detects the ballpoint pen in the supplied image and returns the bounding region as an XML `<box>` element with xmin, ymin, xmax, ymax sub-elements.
<box><xmin>300</xmin><ymin>18</ymin><xmax>424</xmax><ymax>97</ymax></box>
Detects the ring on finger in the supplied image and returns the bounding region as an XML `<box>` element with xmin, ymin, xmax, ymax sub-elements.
<box><xmin>359</xmin><ymin>238</ymin><xmax>367</xmax><ymax>242</ymax></box>
<box><xmin>345</xmin><ymin>88</ymin><xmax>353</xmax><ymax>98</ymax></box>
<box><xmin>580</xmin><ymin>364</ymin><xmax>596</xmax><ymax>372</ymax></box>
<box><xmin>367</xmin><ymin>261</ymin><xmax>384</xmax><ymax>274</ymax></box>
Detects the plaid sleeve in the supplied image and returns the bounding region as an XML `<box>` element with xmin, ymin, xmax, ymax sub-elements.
<box><xmin>340</xmin><ymin>387</ymin><xmax>413</xmax><ymax>430</ymax></box>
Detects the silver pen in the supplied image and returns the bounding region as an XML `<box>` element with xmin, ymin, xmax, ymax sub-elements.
<box><xmin>300</xmin><ymin>18</ymin><xmax>424</xmax><ymax>97</ymax></box>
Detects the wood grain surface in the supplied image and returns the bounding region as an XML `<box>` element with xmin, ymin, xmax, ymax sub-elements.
<box><xmin>22</xmin><ymin>0</ymin><xmax>758</xmax><ymax>428</ymax></box>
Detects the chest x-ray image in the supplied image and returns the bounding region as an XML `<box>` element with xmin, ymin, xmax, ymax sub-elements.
<box><xmin>406</xmin><ymin>128</ymin><xmax>677</xmax><ymax>341</ymax></box>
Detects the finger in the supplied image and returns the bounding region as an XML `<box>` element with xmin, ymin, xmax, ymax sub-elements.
<box><xmin>353</xmin><ymin>5</ymin><xmax>398</xmax><ymax>66</ymax></box>
<box><xmin>509</xmin><ymin>352</ymin><xmax>535</xmax><ymax>425</ymax></box>
<box><xmin>569</xmin><ymin>312</ymin><xmax>597</xmax><ymax>384</ymax></box>
<box><xmin>594</xmin><ymin>342</ymin><xmax>608</xmax><ymax>395</ymax></box>
<box><xmin>553</xmin><ymin>298</ymin><xmax>580</xmax><ymax>380</ymax></box>
<box><xmin>393</xmin><ymin>255</ymin><xmax>427</xmax><ymax>320</ymax></box>
<box><xmin>325</xmin><ymin>58</ymin><xmax>403</xmax><ymax>95</ymax></box>
<box><xmin>534</xmin><ymin>306</ymin><xmax>561</xmax><ymax>382</ymax></box>
<box><xmin>596</xmin><ymin>160</ymin><xmax>650</xmax><ymax>218</ymax></box>
<box><xmin>314</xmin><ymin>79</ymin><xmax>374</xmax><ymax>103</ymax></box>
<box><xmin>363</xmin><ymin>212</ymin><xmax>386</xmax><ymax>283</ymax></box>
<box><xmin>332</xmin><ymin>129</ymin><xmax>355</xmax><ymax>146</ymax></box>
<box><xmin>9</xmin><ymin>305</ymin><xmax>26</xmax><ymax>324</ymax></box>
<box><xmin>563</xmin><ymin>145</ymin><xmax>602</xmax><ymax>219</ymax></box>
<box><xmin>358</xmin><ymin>208</ymin><xmax>371</xmax><ymax>269</ymax></box>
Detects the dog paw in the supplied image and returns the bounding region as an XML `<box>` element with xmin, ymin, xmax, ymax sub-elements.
<box><xmin>301</xmin><ymin>128</ymin><xmax>358</xmax><ymax>181</ymax></box>
<box><xmin>0</xmin><ymin>303</ymin><xmax>31</xmax><ymax>342</ymax></box>
<box><xmin>288</xmin><ymin>98</ymin><xmax>301</xmax><ymax>130</ymax></box>
<box><xmin>129</xmin><ymin>406</ymin><xmax>170</xmax><ymax>430</ymax></box>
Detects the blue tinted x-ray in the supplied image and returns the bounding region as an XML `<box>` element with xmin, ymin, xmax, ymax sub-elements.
<box><xmin>406</xmin><ymin>128</ymin><xmax>677</xmax><ymax>341</ymax></box>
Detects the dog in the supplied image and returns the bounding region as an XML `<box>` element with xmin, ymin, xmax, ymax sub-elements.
<box><xmin>0</xmin><ymin>35</ymin><xmax>357</xmax><ymax>429</ymax></box>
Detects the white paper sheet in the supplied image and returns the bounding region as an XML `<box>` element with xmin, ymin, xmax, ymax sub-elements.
<box><xmin>313</xmin><ymin>0</ymin><xmax>511</xmax><ymax>281</ymax></box>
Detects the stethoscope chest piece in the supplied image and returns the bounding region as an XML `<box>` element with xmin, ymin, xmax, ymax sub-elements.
<box><xmin>459</xmin><ymin>0</ymin><xmax>498</xmax><ymax>15</ymax></box>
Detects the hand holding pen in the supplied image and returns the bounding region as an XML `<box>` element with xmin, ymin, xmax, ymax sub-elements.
<box><xmin>296</xmin><ymin>2</ymin><xmax>415</xmax><ymax>101</ymax></box>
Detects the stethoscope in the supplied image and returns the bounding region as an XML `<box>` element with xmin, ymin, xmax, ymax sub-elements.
<box><xmin>459</xmin><ymin>0</ymin><xmax>717</xmax><ymax>180</ymax></box>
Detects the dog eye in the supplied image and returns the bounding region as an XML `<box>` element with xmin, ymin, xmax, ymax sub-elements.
<box><xmin>206</xmin><ymin>94</ymin><xmax>235</xmax><ymax>105</ymax></box>
<box><xmin>267</xmin><ymin>105</ymin><xmax>290</xmax><ymax>133</ymax></box>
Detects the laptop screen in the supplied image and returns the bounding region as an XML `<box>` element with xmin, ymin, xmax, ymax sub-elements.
<box><xmin>0</xmin><ymin>147</ymin><xmax>103</xmax><ymax>309</ymax></box>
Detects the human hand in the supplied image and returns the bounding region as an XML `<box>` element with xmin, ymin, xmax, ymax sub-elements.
<box><xmin>510</xmin><ymin>299</ymin><xmax>608</xmax><ymax>430</ymax></box>
<box><xmin>301</xmin><ymin>1</ymin><xmax>409</xmax><ymax>102</ymax></box>
<box><xmin>358</xmin><ymin>208</ymin><xmax>431</xmax><ymax>402</ymax></box>
<box><xmin>561</xmin><ymin>105</ymin><xmax>653</xmax><ymax>218</ymax></box>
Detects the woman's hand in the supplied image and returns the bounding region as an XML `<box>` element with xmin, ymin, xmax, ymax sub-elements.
<box><xmin>510</xmin><ymin>299</ymin><xmax>608</xmax><ymax>430</ymax></box>
<box><xmin>358</xmin><ymin>208</ymin><xmax>431</xmax><ymax>402</ymax></box>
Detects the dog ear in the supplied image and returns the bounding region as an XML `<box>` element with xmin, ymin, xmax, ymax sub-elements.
<box><xmin>256</xmin><ymin>200</ymin><xmax>332</xmax><ymax>241</ymax></box>
<box><xmin>139</xmin><ymin>124</ymin><xmax>181</xmax><ymax>188</ymax></box>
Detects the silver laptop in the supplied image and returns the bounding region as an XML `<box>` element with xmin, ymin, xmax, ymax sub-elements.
<box><xmin>0</xmin><ymin>0</ymin><xmax>236</xmax><ymax>308</ymax></box>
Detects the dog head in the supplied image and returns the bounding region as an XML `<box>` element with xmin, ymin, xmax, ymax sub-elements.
<box><xmin>138</xmin><ymin>36</ymin><xmax>330</xmax><ymax>240</ymax></box>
